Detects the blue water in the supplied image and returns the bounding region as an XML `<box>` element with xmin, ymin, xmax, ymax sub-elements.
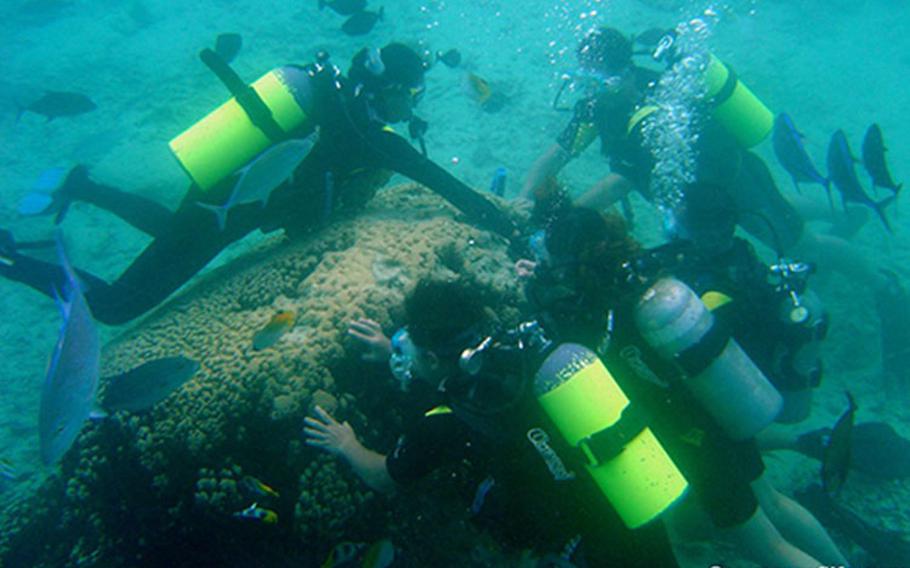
<box><xmin>0</xmin><ymin>0</ymin><xmax>907</xmax><ymax>565</ymax></box>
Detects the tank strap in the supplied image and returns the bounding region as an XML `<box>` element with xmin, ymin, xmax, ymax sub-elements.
<box><xmin>199</xmin><ymin>48</ymin><xmax>286</xmax><ymax>142</ymax></box>
<box><xmin>708</xmin><ymin>64</ymin><xmax>738</xmax><ymax>108</ymax></box>
<box><xmin>626</xmin><ymin>105</ymin><xmax>658</xmax><ymax>136</ymax></box>
<box><xmin>675</xmin><ymin>317</ymin><xmax>731</xmax><ymax>377</ymax></box>
<box><xmin>577</xmin><ymin>403</ymin><xmax>648</xmax><ymax>466</ymax></box>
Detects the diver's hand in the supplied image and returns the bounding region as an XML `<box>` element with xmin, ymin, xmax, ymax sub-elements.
<box><xmin>347</xmin><ymin>318</ymin><xmax>392</xmax><ymax>362</ymax></box>
<box><xmin>515</xmin><ymin>259</ymin><xmax>537</xmax><ymax>280</ymax></box>
<box><xmin>304</xmin><ymin>406</ymin><xmax>360</xmax><ymax>458</ymax></box>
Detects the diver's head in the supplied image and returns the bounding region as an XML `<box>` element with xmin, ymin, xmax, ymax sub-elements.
<box><xmin>668</xmin><ymin>182</ymin><xmax>738</xmax><ymax>255</ymax></box>
<box><xmin>528</xmin><ymin>207</ymin><xmax>639</xmax><ymax>346</ymax></box>
<box><xmin>349</xmin><ymin>43</ymin><xmax>427</xmax><ymax>123</ymax></box>
<box><xmin>577</xmin><ymin>27</ymin><xmax>634</xmax><ymax>83</ymax></box>
<box><xmin>392</xmin><ymin>279</ymin><xmax>486</xmax><ymax>390</ymax></box>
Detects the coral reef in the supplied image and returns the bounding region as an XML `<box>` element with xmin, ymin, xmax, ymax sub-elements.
<box><xmin>0</xmin><ymin>183</ymin><xmax>523</xmax><ymax>567</ymax></box>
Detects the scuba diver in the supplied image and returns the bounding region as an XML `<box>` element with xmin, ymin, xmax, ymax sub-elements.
<box><xmin>521</xmin><ymin>26</ymin><xmax>910</xmax><ymax>392</ymax></box>
<box><xmin>0</xmin><ymin>43</ymin><xmax>516</xmax><ymax>325</ymax></box>
<box><xmin>307</xmin><ymin>279</ymin><xmax>686</xmax><ymax>567</ymax></box>
<box><xmin>521</xmin><ymin>205</ymin><xmax>848</xmax><ymax>568</ymax></box>
<box><xmin>644</xmin><ymin>182</ymin><xmax>828</xmax><ymax>426</ymax></box>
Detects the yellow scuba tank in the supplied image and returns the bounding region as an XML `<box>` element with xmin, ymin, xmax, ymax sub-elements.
<box><xmin>169</xmin><ymin>56</ymin><xmax>315</xmax><ymax>191</ymax></box>
<box><xmin>704</xmin><ymin>54</ymin><xmax>773</xmax><ymax>148</ymax></box>
<box><xmin>534</xmin><ymin>343</ymin><xmax>688</xmax><ymax>528</ymax></box>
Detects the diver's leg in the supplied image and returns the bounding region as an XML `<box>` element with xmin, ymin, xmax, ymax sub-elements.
<box><xmin>63</xmin><ymin>165</ymin><xmax>175</xmax><ymax>238</ymax></box>
<box><xmin>720</xmin><ymin>506</ymin><xmax>821</xmax><ymax>568</ymax></box>
<box><xmin>1</xmin><ymin>198</ymin><xmax>261</xmax><ymax>325</ymax></box>
<box><xmin>83</xmin><ymin>197</ymin><xmax>263</xmax><ymax>324</ymax></box>
<box><xmin>751</xmin><ymin>475</ymin><xmax>848</xmax><ymax>567</ymax></box>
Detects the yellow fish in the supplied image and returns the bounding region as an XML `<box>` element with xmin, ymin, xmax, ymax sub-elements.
<box><xmin>252</xmin><ymin>310</ymin><xmax>296</xmax><ymax>351</ymax></box>
<box><xmin>240</xmin><ymin>475</ymin><xmax>279</xmax><ymax>500</ymax></box>
<box><xmin>232</xmin><ymin>503</ymin><xmax>278</xmax><ymax>525</ymax></box>
<box><xmin>467</xmin><ymin>72</ymin><xmax>492</xmax><ymax>105</ymax></box>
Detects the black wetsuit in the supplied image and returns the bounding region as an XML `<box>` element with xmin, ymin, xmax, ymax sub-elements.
<box><xmin>530</xmin><ymin>267</ymin><xmax>765</xmax><ymax>529</ymax></box>
<box><xmin>1</xmin><ymin>63</ymin><xmax>516</xmax><ymax>325</ymax></box>
<box><xmin>637</xmin><ymin>237</ymin><xmax>825</xmax><ymax>395</ymax></box>
<box><xmin>556</xmin><ymin>67</ymin><xmax>804</xmax><ymax>251</ymax></box>
<box><xmin>386</xmin><ymin>385</ymin><xmax>682</xmax><ymax>567</ymax></box>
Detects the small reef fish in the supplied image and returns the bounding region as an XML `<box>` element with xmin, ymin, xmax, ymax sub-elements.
<box><xmin>321</xmin><ymin>540</ymin><xmax>394</xmax><ymax>568</ymax></box>
<box><xmin>232</xmin><ymin>503</ymin><xmax>278</xmax><ymax>525</ymax></box>
<box><xmin>862</xmin><ymin>123</ymin><xmax>902</xmax><ymax>193</ymax></box>
<box><xmin>39</xmin><ymin>235</ymin><xmax>100</xmax><ymax>465</ymax></box>
<box><xmin>213</xmin><ymin>33</ymin><xmax>243</xmax><ymax>64</ymax></box>
<box><xmin>17</xmin><ymin>90</ymin><xmax>96</xmax><ymax>121</ymax></box>
<box><xmin>470</xmin><ymin>475</ymin><xmax>495</xmax><ymax>515</ymax></box>
<box><xmin>436</xmin><ymin>48</ymin><xmax>462</xmax><ymax>68</ymax></box>
<box><xmin>773</xmin><ymin>113</ymin><xmax>830</xmax><ymax>198</ymax></box>
<box><xmin>821</xmin><ymin>392</ymin><xmax>857</xmax><ymax>495</ymax></box>
<box><xmin>101</xmin><ymin>356</ymin><xmax>200</xmax><ymax>413</ymax></box>
<box><xmin>827</xmin><ymin>129</ymin><xmax>894</xmax><ymax>232</ymax></box>
<box><xmin>466</xmin><ymin>73</ymin><xmax>507</xmax><ymax>113</ymax></box>
<box><xmin>341</xmin><ymin>7</ymin><xmax>383</xmax><ymax>36</ymax></box>
<box><xmin>252</xmin><ymin>310</ymin><xmax>297</xmax><ymax>350</ymax></box>
<box><xmin>319</xmin><ymin>0</ymin><xmax>366</xmax><ymax>16</ymax></box>
<box><xmin>489</xmin><ymin>167</ymin><xmax>507</xmax><ymax>198</ymax></box>
<box><xmin>321</xmin><ymin>542</ymin><xmax>361</xmax><ymax>568</ymax></box>
<box><xmin>0</xmin><ymin>458</ymin><xmax>18</xmax><ymax>481</ymax></box>
<box><xmin>199</xmin><ymin>131</ymin><xmax>319</xmax><ymax>231</ymax></box>
<box><xmin>239</xmin><ymin>475</ymin><xmax>279</xmax><ymax>500</ymax></box>
<box><xmin>361</xmin><ymin>539</ymin><xmax>395</xmax><ymax>568</ymax></box>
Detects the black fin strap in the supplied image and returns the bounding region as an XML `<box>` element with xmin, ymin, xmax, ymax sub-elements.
<box><xmin>675</xmin><ymin>316</ymin><xmax>731</xmax><ymax>377</ymax></box>
<box><xmin>578</xmin><ymin>403</ymin><xmax>648</xmax><ymax>466</ymax></box>
<box><xmin>199</xmin><ymin>48</ymin><xmax>286</xmax><ymax>142</ymax></box>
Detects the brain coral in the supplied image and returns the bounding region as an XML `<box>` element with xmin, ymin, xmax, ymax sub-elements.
<box><xmin>0</xmin><ymin>183</ymin><xmax>525</xmax><ymax>567</ymax></box>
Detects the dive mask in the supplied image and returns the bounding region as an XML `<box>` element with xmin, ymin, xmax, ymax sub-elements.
<box><xmin>389</xmin><ymin>327</ymin><xmax>418</xmax><ymax>390</ymax></box>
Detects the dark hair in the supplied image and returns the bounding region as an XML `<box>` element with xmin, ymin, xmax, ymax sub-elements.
<box><xmin>349</xmin><ymin>43</ymin><xmax>426</xmax><ymax>93</ymax></box>
<box><xmin>544</xmin><ymin>206</ymin><xmax>640</xmax><ymax>305</ymax></box>
<box><xmin>405</xmin><ymin>279</ymin><xmax>485</xmax><ymax>353</ymax></box>
<box><xmin>577</xmin><ymin>27</ymin><xmax>633</xmax><ymax>74</ymax></box>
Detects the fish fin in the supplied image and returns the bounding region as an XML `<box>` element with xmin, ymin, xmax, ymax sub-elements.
<box><xmin>873</xmin><ymin>195</ymin><xmax>896</xmax><ymax>234</ymax></box>
<box><xmin>790</xmin><ymin>176</ymin><xmax>802</xmax><ymax>194</ymax></box>
<box><xmin>197</xmin><ymin>203</ymin><xmax>227</xmax><ymax>231</ymax></box>
<box><xmin>845</xmin><ymin>391</ymin><xmax>857</xmax><ymax>413</ymax></box>
<box><xmin>17</xmin><ymin>192</ymin><xmax>55</xmax><ymax>217</ymax></box>
<box><xmin>378</xmin><ymin>6</ymin><xmax>384</xmax><ymax>19</ymax></box>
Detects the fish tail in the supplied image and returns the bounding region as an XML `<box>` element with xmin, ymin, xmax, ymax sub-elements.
<box><xmin>873</xmin><ymin>194</ymin><xmax>896</xmax><ymax>233</ymax></box>
<box><xmin>845</xmin><ymin>391</ymin><xmax>857</xmax><ymax>413</ymax></box>
<box><xmin>197</xmin><ymin>203</ymin><xmax>227</xmax><ymax>231</ymax></box>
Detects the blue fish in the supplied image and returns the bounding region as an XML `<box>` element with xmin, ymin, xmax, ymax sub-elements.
<box><xmin>489</xmin><ymin>167</ymin><xmax>507</xmax><ymax>198</ymax></box>
<box><xmin>772</xmin><ymin>113</ymin><xmax>831</xmax><ymax>201</ymax></box>
<box><xmin>101</xmin><ymin>356</ymin><xmax>199</xmax><ymax>413</ymax></box>
<box><xmin>862</xmin><ymin>124</ymin><xmax>902</xmax><ymax>194</ymax></box>
<box><xmin>198</xmin><ymin>132</ymin><xmax>319</xmax><ymax>231</ymax></box>
<box><xmin>827</xmin><ymin>129</ymin><xmax>894</xmax><ymax>233</ymax></box>
<box><xmin>39</xmin><ymin>235</ymin><xmax>100</xmax><ymax>465</ymax></box>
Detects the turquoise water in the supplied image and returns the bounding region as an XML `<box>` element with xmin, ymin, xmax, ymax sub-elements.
<box><xmin>0</xmin><ymin>0</ymin><xmax>907</xmax><ymax>566</ymax></box>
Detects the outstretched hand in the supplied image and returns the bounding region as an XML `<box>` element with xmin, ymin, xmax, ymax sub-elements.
<box><xmin>303</xmin><ymin>406</ymin><xmax>358</xmax><ymax>457</ymax></box>
<box><xmin>347</xmin><ymin>318</ymin><xmax>392</xmax><ymax>362</ymax></box>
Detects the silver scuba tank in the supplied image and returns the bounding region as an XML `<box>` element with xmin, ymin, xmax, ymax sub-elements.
<box><xmin>635</xmin><ymin>278</ymin><xmax>783</xmax><ymax>440</ymax></box>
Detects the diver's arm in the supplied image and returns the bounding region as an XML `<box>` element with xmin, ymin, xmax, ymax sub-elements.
<box><xmin>520</xmin><ymin>143</ymin><xmax>572</xmax><ymax>201</ymax></box>
<box><xmin>303</xmin><ymin>406</ymin><xmax>396</xmax><ymax>494</ymax></box>
<box><xmin>369</xmin><ymin>131</ymin><xmax>518</xmax><ymax>239</ymax></box>
<box><xmin>576</xmin><ymin>172</ymin><xmax>634</xmax><ymax>211</ymax></box>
